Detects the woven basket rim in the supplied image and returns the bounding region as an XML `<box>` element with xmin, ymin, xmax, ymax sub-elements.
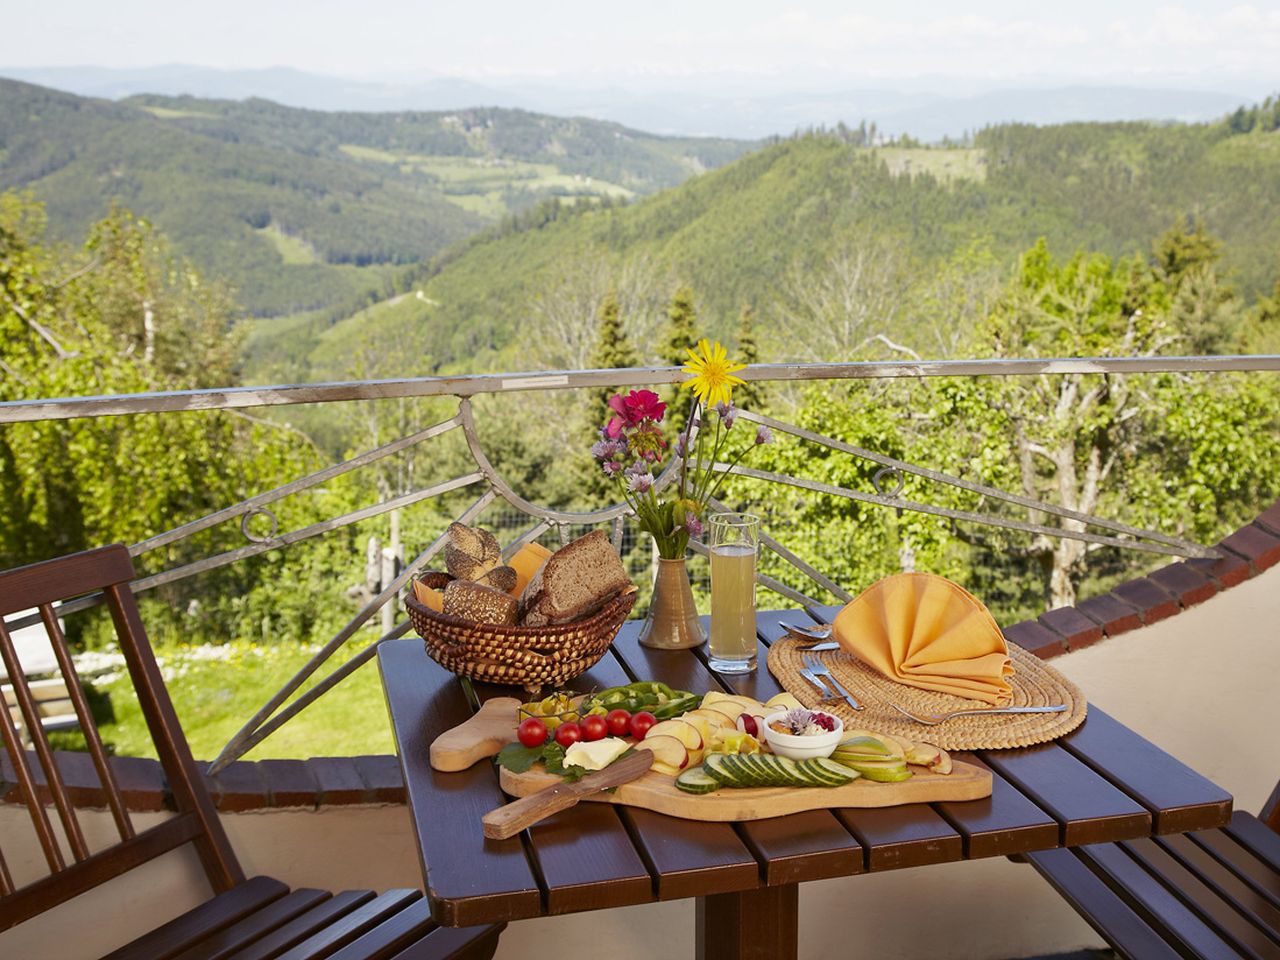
<box><xmin>405</xmin><ymin>580</ymin><xmax>638</xmax><ymax>636</ymax></box>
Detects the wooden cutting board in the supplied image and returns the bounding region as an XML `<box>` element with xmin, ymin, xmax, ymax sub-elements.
<box><xmin>498</xmin><ymin>758</ymin><xmax>991</xmax><ymax>821</ymax></box>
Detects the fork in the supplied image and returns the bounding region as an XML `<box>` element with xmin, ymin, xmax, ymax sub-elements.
<box><xmin>801</xmin><ymin>652</ymin><xmax>862</xmax><ymax>711</ymax></box>
<box><xmin>797</xmin><ymin>663</ymin><xmax>841</xmax><ymax>703</ymax></box>
<box><xmin>885</xmin><ymin>701</ymin><xmax>1069</xmax><ymax>725</ymax></box>
<box><xmin>780</xmin><ymin>620</ymin><xmax>832</xmax><ymax>640</ymax></box>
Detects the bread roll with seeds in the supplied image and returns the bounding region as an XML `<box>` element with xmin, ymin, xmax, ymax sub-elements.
<box><xmin>444</xmin><ymin>522</ymin><xmax>504</xmax><ymax>581</ymax></box>
<box><xmin>443</xmin><ymin>579</ymin><xmax>518</xmax><ymax>626</ymax></box>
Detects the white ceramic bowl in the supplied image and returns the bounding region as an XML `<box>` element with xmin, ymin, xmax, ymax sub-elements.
<box><xmin>761</xmin><ymin>710</ymin><xmax>844</xmax><ymax>760</ymax></box>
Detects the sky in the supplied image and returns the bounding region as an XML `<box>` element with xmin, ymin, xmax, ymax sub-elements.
<box><xmin>6</xmin><ymin>0</ymin><xmax>1280</xmax><ymax>92</ymax></box>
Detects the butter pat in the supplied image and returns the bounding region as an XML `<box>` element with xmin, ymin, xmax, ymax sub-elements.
<box><xmin>563</xmin><ymin>738</ymin><xmax>629</xmax><ymax>771</ymax></box>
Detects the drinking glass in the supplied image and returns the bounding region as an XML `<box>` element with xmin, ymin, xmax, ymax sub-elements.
<box><xmin>708</xmin><ymin>512</ymin><xmax>760</xmax><ymax>673</ymax></box>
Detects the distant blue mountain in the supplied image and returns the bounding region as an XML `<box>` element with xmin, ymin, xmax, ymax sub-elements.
<box><xmin>0</xmin><ymin>64</ymin><xmax>1254</xmax><ymax>140</ymax></box>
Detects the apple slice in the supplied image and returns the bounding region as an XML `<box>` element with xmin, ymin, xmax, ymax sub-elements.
<box><xmin>635</xmin><ymin>734</ymin><xmax>689</xmax><ymax>771</ymax></box>
<box><xmin>688</xmin><ymin>708</ymin><xmax>737</xmax><ymax>729</ymax></box>
<box><xmin>840</xmin><ymin>729</ymin><xmax>906</xmax><ymax>761</ymax></box>
<box><xmin>904</xmin><ymin>742</ymin><xmax>953</xmax><ymax>775</ymax></box>
<box><xmin>717</xmin><ymin>694</ymin><xmax>769</xmax><ymax>712</ymax></box>
<box><xmin>765</xmin><ymin>692</ymin><xmax>803</xmax><ymax>712</ymax></box>
<box><xmin>703</xmin><ymin>701</ymin><xmax>747</xmax><ymax>722</ymax></box>
<box><xmin>647</xmin><ymin>719</ymin><xmax>702</xmax><ymax>750</ymax></box>
<box><xmin>681</xmin><ymin>713</ymin><xmax>713</xmax><ymax>745</ymax></box>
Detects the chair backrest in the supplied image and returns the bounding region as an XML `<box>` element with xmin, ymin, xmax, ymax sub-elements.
<box><xmin>0</xmin><ymin>544</ymin><xmax>242</xmax><ymax>932</ymax></box>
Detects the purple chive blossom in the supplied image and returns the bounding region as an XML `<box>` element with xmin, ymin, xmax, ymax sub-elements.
<box><xmin>721</xmin><ymin>403</ymin><xmax>738</xmax><ymax>430</ymax></box>
<box><xmin>591</xmin><ymin>440</ymin><xmax>611</xmax><ymax>461</ymax></box>
<box><xmin>714</xmin><ymin>401</ymin><xmax>730</xmax><ymax>417</ymax></box>
<box><xmin>684</xmin><ymin>512</ymin><xmax>704</xmax><ymax>539</ymax></box>
<box><xmin>627</xmin><ymin>471</ymin><xmax>653</xmax><ymax>494</ymax></box>
<box><xmin>754</xmin><ymin>424</ymin><xmax>774</xmax><ymax>445</ymax></box>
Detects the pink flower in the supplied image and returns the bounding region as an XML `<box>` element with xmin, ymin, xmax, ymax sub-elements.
<box><xmin>604</xmin><ymin>416</ymin><xmax>626</xmax><ymax>439</ymax></box>
<box><xmin>609</xmin><ymin>389</ymin><xmax>666</xmax><ymax>426</ymax></box>
<box><xmin>684</xmin><ymin>512</ymin><xmax>704</xmax><ymax>539</ymax></box>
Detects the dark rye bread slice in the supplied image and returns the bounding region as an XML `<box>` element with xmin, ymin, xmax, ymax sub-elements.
<box><xmin>519</xmin><ymin>530</ymin><xmax>630</xmax><ymax>626</ymax></box>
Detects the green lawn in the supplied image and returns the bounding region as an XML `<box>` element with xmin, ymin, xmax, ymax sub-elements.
<box><xmin>255</xmin><ymin>223</ymin><xmax>323</xmax><ymax>265</ymax></box>
<box><xmin>61</xmin><ymin>639</ymin><xmax>394</xmax><ymax>762</ymax></box>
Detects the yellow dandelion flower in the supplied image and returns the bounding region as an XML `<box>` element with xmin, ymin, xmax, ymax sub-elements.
<box><xmin>681</xmin><ymin>338</ymin><xmax>747</xmax><ymax>408</ymax></box>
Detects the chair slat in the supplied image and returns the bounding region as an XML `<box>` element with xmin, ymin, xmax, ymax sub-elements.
<box><xmin>382</xmin><ymin>924</ymin><xmax>503</xmax><ymax>960</ymax></box>
<box><xmin>1026</xmin><ymin>846</ymin><xmax>1182</xmax><ymax>960</ymax></box>
<box><xmin>0</xmin><ymin>842</ymin><xmax>13</xmax><ymax>896</ymax></box>
<box><xmin>273</xmin><ymin>889</ymin><xmax>421</xmax><ymax>960</ymax></box>
<box><xmin>171</xmin><ymin>888</ymin><xmax>333</xmax><ymax>960</ymax></box>
<box><xmin>1075</xmin><ymin>841</ymin><xmax>1240</xmax><ymax>959</ymax></box>
<box><xmin>100</xmin><ymin>875</ymin><xmax>290</xmax><ymax>960</ymax></box>
<box><xmin>1191</xmin><ymin>828</ymin><xmax>1280</xmax><ymax>909</ymax></box>
<box><xmin>41</xmin><ymin>602</ymin><xmax>134</xmax><ymax>840</ymax></box>
<box><xmin>325</xmin><ymin>898</ymin><xmax>435</xmax><ymax>960</ymax></box>
<box><xmin>1158</xmin><ymin>833</ymin><xmax>1280</xmax><ymax>938</ymax></box>
<box><xmin>1123</xmin><ymin>837</ymin><xmax>1280</xmax><ymax>959</ymax></box>
<box><xmin>0</xmin><ymin>663</ymin><xmax>64</xmax><ymax>874</ymax></box>
<box><xmin>0</xmin><ymin>617</ymin><xmax>89</xmax><ymax>861</ymax></box>
<box><xmin>224</xmin><ymin>891</ymin><xmax>377</xmax><ymax>960</ymax></box>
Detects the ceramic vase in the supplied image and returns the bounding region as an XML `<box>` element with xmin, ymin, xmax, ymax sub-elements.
<box><xmin>637</xmin><ymin>557</ymin><xmax>706</xmax><ymax>650</ymax></box>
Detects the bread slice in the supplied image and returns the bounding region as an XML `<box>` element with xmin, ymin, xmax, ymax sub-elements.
<box><xmin>519</xmin><ymin>530</ymin><xmax>630</xmax><ymax>625</ymax></box>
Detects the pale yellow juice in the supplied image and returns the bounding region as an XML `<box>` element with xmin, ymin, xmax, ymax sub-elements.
<box><xmin>710</xmin><ymin>543</ymin><xmax>757</xmax><ymax>663</ymax></box>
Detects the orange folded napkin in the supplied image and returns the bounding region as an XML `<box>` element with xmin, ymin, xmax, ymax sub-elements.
<box><xmin>507</xmin><ymin>541</ymin><xmax>553</xmax><ymax>597</ymax></box>
<box><xmin>832</xmin><ymin>573</ymin><xmax>1014</xmax><ymax>705</ymax></box>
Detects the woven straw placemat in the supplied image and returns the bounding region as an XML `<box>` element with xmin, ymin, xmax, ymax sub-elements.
<box><xmin>767</xmin><ymin>636</ymin><xmax>1086</xmax><ymax>750</ymax></box>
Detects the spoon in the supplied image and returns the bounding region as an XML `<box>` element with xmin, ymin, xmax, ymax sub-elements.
<box><xmin>780</xmin><ymin>620</ymin><xmax>833</xmax><ymax>640</ymax></box>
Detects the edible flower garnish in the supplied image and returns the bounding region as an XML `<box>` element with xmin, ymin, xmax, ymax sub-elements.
<box><xmin>771</xmin><ymin>708</ymin><xmax>838</xmax><ymax>736</ymax></box>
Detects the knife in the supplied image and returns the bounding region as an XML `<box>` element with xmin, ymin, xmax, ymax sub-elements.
<box><xmin>482</xmin><ymin>749</ymin><xmax>654</xmax><ymax>840</ymax></box>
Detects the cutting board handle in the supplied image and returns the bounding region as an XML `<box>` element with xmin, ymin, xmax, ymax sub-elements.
<box><xmin>430</xmin><ymin>697</ymin><xmax>521</xmax><ymax>772</ymax></box>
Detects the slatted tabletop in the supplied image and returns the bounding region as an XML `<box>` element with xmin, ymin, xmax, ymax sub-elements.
<box><xmin>378</xmin><ymin>607</ymin><xmax>1233</xmax><ymax>960</ymax></box>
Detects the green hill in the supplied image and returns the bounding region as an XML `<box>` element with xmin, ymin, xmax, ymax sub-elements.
<box><xmin>0</xmin><ymin>80</ymin><xmax>754</xmax><ymax>316</ymax></box>
<box><xmin>278</xmin><ymin>117</ymin><xmax>1280</xmax><ymax>380</ymax></box>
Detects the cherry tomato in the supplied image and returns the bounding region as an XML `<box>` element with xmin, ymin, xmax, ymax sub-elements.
<box><xmin>629</xmin><ymin>710</ymin><xmax>657</xmax><ymax>740</ymax></box>
<box><xmin>517</xmin><ymin>717</ymin><xmax>548</xmax><ymax>748</ymax></box>
<box><xmin>605</xmin><ymin>708</ymin><xmax>632</xmax><ymax>737</ymax></box>
<box><xmin>554</xmin><ymin>721</ymin><xmax>583</xmax><ymax>747</ymax></box>
<box><xmin>580</xmin><ymin>714</ymin><xmax>609</xmax><ymax>742</ymax></box>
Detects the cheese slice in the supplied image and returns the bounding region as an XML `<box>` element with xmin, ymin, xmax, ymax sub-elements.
<box><xmin>507</xmin><ymin>541</ymin><xmax>553</xmax><ymax>597</ymax></box>
<box><xmin>563</xmin><ymin>738</ymin><xmax>629</xmax><ymax>771</ymax></box>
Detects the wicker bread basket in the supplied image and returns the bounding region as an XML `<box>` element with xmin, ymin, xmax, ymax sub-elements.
<box><xmin>405</xmin><ymin>571</ymin><xmax>638</xmax><ymax>689</ymax></box>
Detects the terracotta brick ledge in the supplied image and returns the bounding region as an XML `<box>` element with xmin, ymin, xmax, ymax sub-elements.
<box><xmin>3</xmin><ymin>497</ymin><xmax>1276</xmax><ymax>814</ymax></box>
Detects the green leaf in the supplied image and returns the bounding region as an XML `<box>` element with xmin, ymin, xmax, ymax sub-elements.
<box><xmin>495</xmin><ymin>742</ymin><xmax>545</xmax><ymax>774</ymax></box>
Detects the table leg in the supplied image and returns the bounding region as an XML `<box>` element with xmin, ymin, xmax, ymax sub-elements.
<box><xmin>696</xmin><ymin>884</ymin><xmax>799</xmax><ymax>960</ymax></box>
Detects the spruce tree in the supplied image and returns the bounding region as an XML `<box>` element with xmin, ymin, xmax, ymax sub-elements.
<box><xmin>588</xmin><ymin>289</ymin><xmax>637</xmax><ymax>423</ymax></box>
<box><xmin>663</xmin><ymin>284</ymin><xmax>700</xmax><ymax>435</ymax></box>
<box><xmin>583</xmin><ymin>289</ymin><xmax>637</xmax><ymax>501</ymax></box>
<box><xmin>732</xmin><ymin>304</ymin><xmax>768</xmax><ymax>413</ymax></box>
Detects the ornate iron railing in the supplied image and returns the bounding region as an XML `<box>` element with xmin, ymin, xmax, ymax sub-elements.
<box><xmin>2</xmin><ymin>355</ymin><xmax>1276</xmax><ymax>773</ymax></box>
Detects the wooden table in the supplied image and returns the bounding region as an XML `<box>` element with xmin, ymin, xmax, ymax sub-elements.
<box><xmin>377</xmin><ymin>608</ymin><xmax>1233</xmax><ymax>960</ymax></box>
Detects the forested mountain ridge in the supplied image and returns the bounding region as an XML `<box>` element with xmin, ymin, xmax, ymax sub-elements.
<box><xmin>0</xmin><ymin>79</ymin><xmax>755</xmax><ymax>316</ymax></box>
<box><xmin>271</xmin><ymin>112</ymin><xmax>1280</xmax><ymax>383</ymax></box>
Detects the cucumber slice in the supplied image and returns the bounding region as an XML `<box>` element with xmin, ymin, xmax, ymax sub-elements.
<box><xmin>787</xmin><ymin>758</ymin><xmax>835</xmax><ymax>787</ymax></box>
<box><xmin>811</xmin><ymin>758</ymin><xmax>859</xmax><ymax>784</ymax></box>
<box><xmin>800</xmin><ymin>758</ymin><xmax>853</xmax><ymax>786</ymax></box>
<box><xmin>703</xmin><ymin>754</ymin><xmax>743</xmax><ymax>786</ymax></box>
<box><xmin>768</xmin><ymin>755</ymin><xmax>813</xmax><ymax>788</ymax></box>
<box><xmin>742</xmin><ymin>754</ymin><xmax>779</xmax><ymax>786</ymax></box>
<box><xmin>725</xmin><ymin>753</ymin><xmax>764</xmax><ymax>786</ymax></box>
<box><xmin>675</xmin><ymin>766</ymin><xmax>721</xmax><ymax>795</ymax></box>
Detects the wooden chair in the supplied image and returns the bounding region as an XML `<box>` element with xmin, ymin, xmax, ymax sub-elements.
<box><xmin>1028</xmin><ymin>778</ymin><xmax>1280</xmax><ymax>958</ymax></box>
<box><xmin>0</xmin><ymin>544</ymin><xmax>504</xmax><ymax>960</ymax></box>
